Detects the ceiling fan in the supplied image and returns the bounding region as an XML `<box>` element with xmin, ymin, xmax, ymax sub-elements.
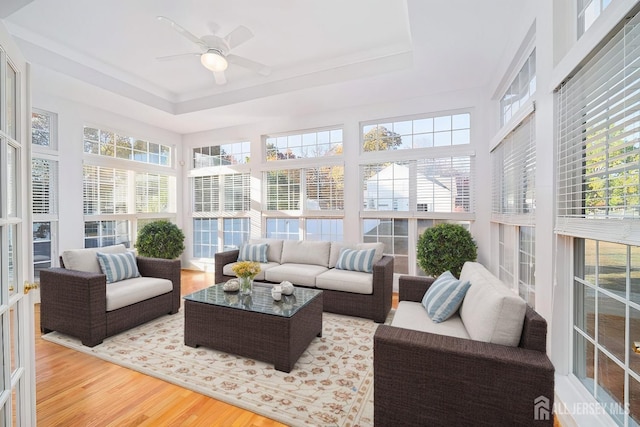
<box><xmin>156</xmin><ymin>16</ymin><xmax>271</xmax><ymax>85</ymax></box>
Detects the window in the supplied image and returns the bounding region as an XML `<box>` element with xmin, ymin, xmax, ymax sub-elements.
<box><xmin>193</xmin><ymin>218</ymin><xmax>218</xmax><ymax>258</ymax></box>
<box><xmin>362</xmin><ymin>113</ymin><xmax>470</xmax><ymax>152</ymax></box>
<box><xmin>305</xmin><ymin>166</ymin><xmax>344</xmax><ymax>210</ymax></box>
<box><xmin>32</xmin><ymin>158</ymin><xmax>57</xmax><ymax>279</ymax></box>
<box><xmin>265</xmin><ymin>169</ymin><xmax>301</xmax><ymax>210</ymax></box>
<box><xmin>223</xmin><ymin>218</ymin><xmax>250</xmax><ymax>250</ymax></box>
<box><xmin>84</xmin><ymin>126</ymin><xmax>171</xmax><ymax>166</ymax></box>
<box><xmin>557</xmin><ymin>11</ymin><xmax>640</xmax><ymax>425</ymax></box>
<box><xmin>578</xmin><ymin>0</ymin><xmax>612</xmax><ymax>37</ymax></box>
<box><xmin>135</xmin><ymin>173</ymin><xmax>169</xmax><ymax>213</ymax></box>
<box><xmin>362</xmin><ymin>162</ymin><xmax>409</xmax><ymax>211</ymax></box>
<box><xmin>363</xmin><ymin>218</ymin><xmax>408</xmax><ymax>273</ymax></box>
<box><xmin>500</xmin><ymin>50</ymin><xmax>536</xmax><ymax>126</ymax></box>
<box><xmin>83</xmin><ymin>166</ymin><xmax>129</xmax><ymax>215</ymax></box>
<box><xmin>266</xmin><ymin>128</ymin><xmax>342</xmax><ymax>160</ymax></box>
<box><xmin>266</xmin><ymin>218</ymin><xmax>300</xmax><ymax>240</ymax></box>
<box><xmin>519</xmin><ymin>226</ymin><xmax>536</xmax><ymax>306</ymax></box>
<box><xmin>224</xmin><ymin>174</ymin><xmax>251</xmax><ymax>211</ymax></box>
<box><xmin>194</xmin><ymin>141</ymin><xmax>251</xmax><ymax>167</ymax></box>
<box><xmin>84</xmin><ymin>220</ymin><xmax>130</xmax><ymax>248</ymax></box>
<box><xmin>306</xmin><ymin>219</ymin><xmax>344</xmax><ymax>242</ymax></box>
<box><xmin>32</xmin><ymin>109</ymin><xmax>56</xmax><ymax>149</ymax></box>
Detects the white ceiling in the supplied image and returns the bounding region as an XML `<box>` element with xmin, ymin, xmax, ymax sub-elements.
<box><xmin>1</xmin><ymin>0</ymin><xmax>530</xmax><ymax>134</ymax></box>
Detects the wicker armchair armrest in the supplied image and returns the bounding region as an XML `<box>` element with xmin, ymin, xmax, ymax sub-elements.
<box><xmin>374</xmin><ymin>325</ymin><xmax>555</xmax><ymax>426</ymax></box>
<box><xmin>39</xmin><ymin>267</ymin><xmax>108</xmax><ymax>346</ymax></box>
<box><xmin>215</xmin><ymin>249</ymin><xmax>240</xmax><ymax>283</ymax></box>
<box><xmin>398</xmin><ymin>275</ymin><xmax>435</xmax><ymax>303</ymax></box>
<box><xmin>136</xmin><ymin>256</ymin><xmax>181</xmax><ymax>313</ymax></box>
<box><xmin>371</xmin><ymin>255</ymin><xmax>394</xmax><ymax>323</ymax></box>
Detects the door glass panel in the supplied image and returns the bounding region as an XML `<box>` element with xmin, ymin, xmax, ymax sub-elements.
<box><xmin>10</xmin><ymin>307</ymin><xmax>18</xmax><ymax>375</ymax></box>
<box><xmin>8</xmin><ymin>225</ymin><xmax>17</xmax><ymax>297</ymax></box>
<box><xmin>7</xmin><ymin>144</ymin><xmax>17</xmax><ymax>217</ymax></box>
<box><xmin>6</xmin><ymin>62</ymin><xmax>16</xmax><ymax>139</ymax></box>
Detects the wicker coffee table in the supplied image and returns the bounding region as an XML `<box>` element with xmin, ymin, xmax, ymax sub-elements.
<box><xmin>183</xmin><ymin>283</ymin><xmax>323</xmax><ymax>372</ymax></box>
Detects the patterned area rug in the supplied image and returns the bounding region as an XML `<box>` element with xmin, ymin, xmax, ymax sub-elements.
<box><xmin>42</xmin><ymin>310</ymin><xmax>384</xmax><ymax>426</ymax></box>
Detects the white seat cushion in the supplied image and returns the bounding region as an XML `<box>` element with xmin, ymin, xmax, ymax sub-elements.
<box><xmin>223</xmin><ymin>261</ymin><xmax>280</xmax><ymax>281</ymax></box>
<box><xmin>106</xmin><ymin>276</ymin><xmax>173</xmax><ymax>311</ymax></box>
<box><xmin>316</xmin><ymin>269</ymin><xmax>373</xmax><ymax>294</ymax></box>
<box><xmin>62</xmin><ymin>244</ymin><xmax>127</xmax><ymax>273</ymax></box>
<box><xmin>459</xmin><ymin>261</ymin><xmax>526</xmax><ymax>347</ymax></box>
<box><xmin>391</xmin><ymin>301</ymin><xmax>471</xmax><ymax>340</ymax></box>
<box><xmin>264</xmin><ymin>263</ymin><xmax>328</xmax><ymax>287</ymax></box>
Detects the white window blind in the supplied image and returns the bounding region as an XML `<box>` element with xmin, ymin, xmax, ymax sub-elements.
<box><xmin>223</xmin><ymin>173</ymin><xmax>250</xmax><ymax>211</ymax></box>
<box><xmin>135</xmin><ymin>173</ymin><xmax>170</xmax><ymax>213</ymax></box>
<box><xmin>32</xmin><ymin>158</ymin><xmax>58</xmax><ymax>215</ymax></box>
<box><xmin>265</xmin><ymin>169</ymin><xmax>301</xmax><ymax>210</ymax></box>
<box><xmin>83</xmin><ymin>165</ymin><xmax>129</xmax><ymax>215</ymax></box>
<box><xmin>556</xmin><ymin>11</ymin><xmax>640</xmax><ymax>244</ymax></box>
<box><xmin>492</xmin><ymin>113</ymin><xmax>536</xmax><ymax>223</ymax></box>
<box><xmin>416</xmin><ymin>157</ymin><xmax>472</xmax><ymax>213</ymax></box>
<box><xmin>305</xmin><ymin>166</ymin><xmax>344</xmax><ymax>210</ymax></box>
<box><xmin>193</xmin><ymin>175</ymin><xmax>220</xmax><ymax>213</ymax></box>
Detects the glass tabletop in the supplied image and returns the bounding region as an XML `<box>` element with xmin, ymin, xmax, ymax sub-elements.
<box><xmin>183</xmin><ymin>282</ymin><xmax>323</xmax><ymax>318</ymax></box>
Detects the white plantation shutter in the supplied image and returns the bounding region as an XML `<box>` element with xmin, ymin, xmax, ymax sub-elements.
<box><xmin>491</xmin><ymin>113</ymin><xmax>536</xmax><ymax>223</ymax></box>
<box><xmin>556</xmin><ymin>11</ymin><xmax>640</xmax><ymax>244</ymax></box>
<box><xmin>32</xmin><ymin>158</ymin><xmax>58</xmax><ymax>215</ymax></box>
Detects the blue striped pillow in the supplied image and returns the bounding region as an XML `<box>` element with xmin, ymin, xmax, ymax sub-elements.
<box><xmin>335</xmin><ymin>248</ymin><xmax>376</xmax><ymax>273</ymax></box>
<box><xmin>96</xmin><ymin>251</ymin><xmax>140</xmax><ymax>284</ymax></box>
<box><xmin>421</xmin><ymin>271</ymin><xmax>471</xmax><ymax>323</ymax></box>
<box><xmin>238</xmin><ymin>243</ymin><xmax>268</xmax><ymax>263</ymax></box>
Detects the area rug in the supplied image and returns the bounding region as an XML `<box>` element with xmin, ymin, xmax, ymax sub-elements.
<box><xmin>42</xmin><ymin>310</ymin><xmax>385</xmax><ymax>426</ymax></box>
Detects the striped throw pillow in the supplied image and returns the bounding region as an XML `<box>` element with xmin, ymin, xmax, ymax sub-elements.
<box><xmin>335</xmin><ymin>248</ymin><xmax>376</xmax><ymax>273</ymax></box>
<box><xmin>238</xmin><ymin>243</ymin><xmax>268</xmax><ymax>263</ymax></box>
<box><xmin>421</xmin><ymin>271</ymin><xmax>471</xmax><ymax>323</ymax></box>
<box><xmin>96</xmin><ymin>251</ymin><xmax>140</xmax><ymax>284</ymax></box>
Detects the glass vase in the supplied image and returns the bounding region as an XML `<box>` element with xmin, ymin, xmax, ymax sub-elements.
<box><xmin>239</xmin><ymin>276</ymin><xmax>253</xmax><ymax>295</ymax></box>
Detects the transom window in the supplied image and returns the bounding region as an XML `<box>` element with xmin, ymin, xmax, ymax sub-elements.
<box><xmin>265</xmin><ymin>128</ymin><xmax>343</xmax><ymax>161</ymax></box>
<box><xmin>578</xmin><ymin>0</ymin><xmax>612</xmax><ymax>37</ymax></box>
<box><xmin>193</xmin><ymin>141</ymin><xmax>251</xmax><ymax>167</ymax></box>
<box><xmin>500</xmin><ymin>49</ymin><xmax>536</xmax><ymax>127</ymax></box>
<box><xmin>84</xmin><ymin>126</ymin><xmax>171</xmax><ymax>166</ymax></box>
<box><xmin>362</xmin><ymin>113</ymin><xmax>470</xmax><ymax>152</ymax></box>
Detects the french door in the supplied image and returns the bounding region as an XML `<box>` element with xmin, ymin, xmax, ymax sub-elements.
<box><xmin>0</xmin><ymin>23</ymin><xmax>35</xmax><ymax>426</ymax></box>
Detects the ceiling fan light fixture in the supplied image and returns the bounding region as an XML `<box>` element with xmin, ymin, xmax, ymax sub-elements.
<box><xmin>200</xmin><ymin>49</ymin><xmax>228</xmax><ymax>71</ymax></box>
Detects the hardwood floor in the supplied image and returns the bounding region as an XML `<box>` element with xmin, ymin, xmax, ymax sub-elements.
<box><xmin>36</xmin><ymin>270</ymin><xmax>287</xmax><ymax>426</ymax></box>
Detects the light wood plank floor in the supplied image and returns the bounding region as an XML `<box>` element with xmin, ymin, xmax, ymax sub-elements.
<box><xmin>36</xmin><ymin>270</ymin><xmax>287</xmax><ymax>426</ymax></box>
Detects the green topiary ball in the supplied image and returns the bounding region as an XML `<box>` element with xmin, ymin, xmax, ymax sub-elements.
<box><xmin>417</xmin><ymin>223</ymin><xmax>477</xmax><ymax>278</ymax></box>
<box><xmin>135</xmin><ymin>220</ymin><xmax>185</xmax><ymax>259</ymax></box>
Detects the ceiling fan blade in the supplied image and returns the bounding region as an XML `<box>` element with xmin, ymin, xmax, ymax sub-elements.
<box><xmin>227</xmin><ymin>54</ymin><xmax>271</xmax><ymax>76</ymax></box>
<box><xmin>156</xmin><ymin>52</ymin><xmax>200</xmax><ymax>61</ymax></box>
<box><xmin>213</xmin><ymin>71</ymin><xmax>227</xmax><ymax>85</ymax></box>
<box><xmin>157</xmin><ymin>16</ymin><xmax>207</xmax><ymax>49</ymax></box>
<box><xmin>224</xmin><ymin>26</ymin><xmax>254</xmax><ymax>50</ymax></box>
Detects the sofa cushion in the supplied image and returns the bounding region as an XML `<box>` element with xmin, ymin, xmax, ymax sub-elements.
<box><xmin>421</xmin><ymin>271</ymin><xmax>471</xmax><ymax>323</ymax></box>
<box><xmin>392</xmin><ymin>301</ymin><xmax>470</xmax><ymax>339</ymax></box>
<box><xmin>280</xmin><ymin>240</ymin><xmax>331</xmax><ymax>267</ymax></box>
<box><xmin>106</xmin><ymin>276</ymin><xmax>173</xmax><ymax>311</ymax></box>
<box><xmin>316</xmin><ymin>268</ymin><xmax>373</xmax><ymax>294</ymax></box>
<box><xmin>249</xmin><ymin>238</ymin><xmax>284</xmax><ymax>263</ymax></box>
<box><xmin>223</xmin><ymin>261</ymin><xmax>280</xmax><ymax>281</ymax></box>
<box><xmin>459</xmin><ymin>261</ymin><xmax>527</xmax><ymax>347</ymax></box>
<box><xmin>335</xmin><ymin>248</ymin><xmax>376</xmax><ymax>273</ymax></box>
<box><xmin>96</xmin><ymin>251</ymin><xmax>140</xmax><ymax>284</ymax></box>
<box><xmin>264</xmin><ymin>263</ymin><xmax>328</xmax><ymax>287</ymax></box>
<box><xmin>329</xmin><ymin>242</ymin><xmax>384</xmax><ymax>268</ymax></box>
<box><xmin>62</xmin><ymin>244</ymin><xmax>127</xmax><ymax>273</ymax></box>
<box><xmin>238</xmin><ymin>243</ymin><xmax>268</xmax><ymax>263</ymax></box>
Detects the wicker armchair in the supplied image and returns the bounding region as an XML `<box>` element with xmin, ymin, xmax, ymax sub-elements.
<box><xmin>40</xmin><ymin>256</ymin><xmax>181</xmax><ymax>347</ymax></box>
<box><xmin>374</xmin><ymin>275</ymin><xmax>555</xmax><ymax>426</ymax></box>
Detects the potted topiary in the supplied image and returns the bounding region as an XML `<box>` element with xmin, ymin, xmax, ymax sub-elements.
<box><xmin>417</xmin><ymin>223</ymin><xmax>477</xmax><ymax>278</ymax></box>
<box><xmin>135</xmin><ymin>220</ymin><xmax>185</xmax><ymax>259</ymax></box>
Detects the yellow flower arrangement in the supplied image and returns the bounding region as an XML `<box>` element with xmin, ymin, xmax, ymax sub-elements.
<box><xmin>231</xmin><ymin>261</ymin><xmax>261</xmax><ymax>279</ymax></box>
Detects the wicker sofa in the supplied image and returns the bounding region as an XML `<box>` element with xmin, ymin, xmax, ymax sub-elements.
<box><xmin>40</xmin><ymin>245</ymin><xmax>181</xmax><ymax>347</ymax></box>
<box><xmin>374</xmin><ymin>262</ymin><xmax>555</xmax><ymax>426</ymax></box>
<box><xmin>215</xmin><ymin>238</ymin><xmax>394</xmax><ymax>323</ymax></box>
